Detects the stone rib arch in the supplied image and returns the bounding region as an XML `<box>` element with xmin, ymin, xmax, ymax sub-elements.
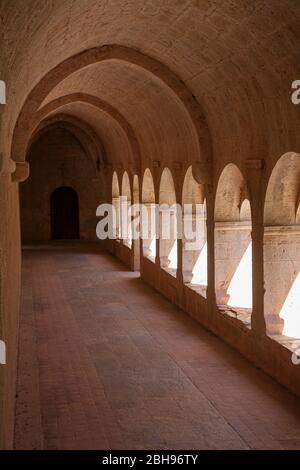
<box><xmin>11</xmin><ymin>45</ymin><xmax>212</xmax><ymax>167</ymax></box>
<box><xmin>28</xmin><ymin>114</ymin><xmax>105</xmax><ymax>174</ymax></box>
<box><xmin>29</xmin><ymin>93</ymin><xmax>140</xmax><ymax>169</ymax></box>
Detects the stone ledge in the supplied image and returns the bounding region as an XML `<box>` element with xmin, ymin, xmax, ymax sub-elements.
<box><xmin>269</xmin><ymin>334</ymin><xmax>300</xmax><ymax>354</ymax></box>
<box><xmin>215</xmin><ymin>221</ymin><xmax>251</xmax><ymax>231</ymax></box>
<box><xmin>218</xmin><ymin>305</ymin><xmax>252</xmax><ymax>330</ymax></box>
<box><xmin>185</xmin><ymin>282</ymin><xmax>207</xmax><ymax>299</ymax></box>
<box><xmin>264</xmin><ymin>225</ymin><xmax>300</xmax><ymax>236</ymax></box>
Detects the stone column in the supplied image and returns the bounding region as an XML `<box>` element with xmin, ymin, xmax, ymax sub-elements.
<box><xmin>112</xmin><ymin>196</ymin><xmax>120</xmax><ymax>240</ymax></box>
<box><xmin>142</xmin><ymin>202</ymin><xmax>156</xmax><ymax>259</ymax></box>
<box><xmin>159</xmin><ymin>206</ymin><xmax>176</xmax><ymax>269</ymax></box>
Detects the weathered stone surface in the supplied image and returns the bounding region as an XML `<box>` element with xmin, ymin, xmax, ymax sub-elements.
<box><xmin>1</xmin><ymin>0</ymin><xmax>300</xmax><ymax>450</ymax></box>
<box><xmin>14</xmin><ymin>245</ymin><xmax>300</xmax><ymax>450</ymax></box>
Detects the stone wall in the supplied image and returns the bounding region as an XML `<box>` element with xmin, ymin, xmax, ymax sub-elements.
<box><xmin>20</xmin><ymin>128</ymin><xmax>105</xmax><ymax>244</ymax></box>
<box><xmin>1</xmin><ymin>0</ymin><xmax>300</xmax><ymax>449</ymax></box>
<box><xmin>0</xmin><ymin>173</ymin><xmax>21</xmax><ymax>449</ymax></box>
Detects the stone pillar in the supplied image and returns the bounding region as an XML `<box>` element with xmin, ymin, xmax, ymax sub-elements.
<box><xmin>120</xmin><ymin>195</ymin><xmax>132</xmax><ymax>247</ymax></box>
<box><xmin>159</xmin><ymin>206</ymin><xmax>176</xmax><ymax>269</ymax></box>
<box><xmin>112</xmin><ymin>196</ymin><xmax>120</xmax><ymax>240</ymax></box>
<box><xmin>141</xmin><ymin>202</ymin><xmax>156</xmax><ymax>258</ymax></box>
<box><xmin>182</xmin><ymin>213</ymin><xmax>199</xmax><ymax>283</ymax></box>
<box><xmin>245</xmin><ymin>159</ymin><xmax>266</xmax><ymax>336</ymax></box>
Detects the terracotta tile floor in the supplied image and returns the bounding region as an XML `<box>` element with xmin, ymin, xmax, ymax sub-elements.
<box><xmin>14</xmin><ymin>244</ymin><xmax>300</xmax><ymax>449</ymax></box>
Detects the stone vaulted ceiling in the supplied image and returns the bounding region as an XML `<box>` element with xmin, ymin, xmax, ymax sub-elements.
<box><xmin>0</xmin><ymin>0</ymin><xmax>300</xmax><ymax>177</ymax></box>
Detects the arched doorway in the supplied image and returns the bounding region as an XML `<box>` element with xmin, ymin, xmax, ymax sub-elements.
<box><xmin>214</xmin><ymin>164</ymin><xmax>253</xmax><ymax>325</ymax></box>
<box><xmin>50</xmin><ymin>187</ymin><xmax>80</xmax><ymax>240</ymax></box>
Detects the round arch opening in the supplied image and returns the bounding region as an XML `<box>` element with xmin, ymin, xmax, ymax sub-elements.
<box><xmin>182</xmin><ymin>166</ymin><xmax>207</xmax><ymax>297</ymax></box>
<box><xmin>214</xmin><ymin>164</ymin><xmax>253</xmax><ymax>323</ymax></box>
<box><xmin>112</xmin><ymin>172</ymin><xmax>121</xmax><ymax>241</ymax></box>
<box><xmin>159</xmin><ymin>168</ymin><xmax>177</xmax><ymax>277</ymax></box>
<box><xmin>121</xmin><ymin>171</ymin><xmax>132</xmax><ymax>248</ymax></box>
<box><xmin>264</xmin><ymin>152</ymin><xmax>300</xmax><ymax>339</ymax></box>
<box><xmin>141</xmin><ymin>168</ymin><xmax>156</xmax><ymax>262</ymax></box>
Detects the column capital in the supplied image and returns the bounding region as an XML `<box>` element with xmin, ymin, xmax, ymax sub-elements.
<box><xmin>0</xmin><ymin>154</ymin><xmax>17</xmax><ymax>176</ymax></box>
<box><xmin>11</xmin><ymin>161</ymin><xmax>30</xmax><ymax>183</ymax></box>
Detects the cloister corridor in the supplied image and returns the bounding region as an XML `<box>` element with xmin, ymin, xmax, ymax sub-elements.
<box><xmin>2</xmin><ymin>0</ymin><xmax>300</xmax><ymax>454</ymax></box>
<box><xmin>14</xmin><ymin>244</ymin><xmax>300</xmax><ymax>450</ymax></box>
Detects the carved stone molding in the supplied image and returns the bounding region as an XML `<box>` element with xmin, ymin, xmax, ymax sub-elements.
<box><xmin>11</xmin><ymin>161</ymin><xmax>30</xmax><ymax>183</ymax></box>
<box><xmin>245</xmin><ymin>159</ymin><xmax>264</xmax><ymax>170</ymax></box>
<box><xmin>0</xmin><ymin>154</ymin><xmax>17</xmax><ymax>176</ymax></box>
